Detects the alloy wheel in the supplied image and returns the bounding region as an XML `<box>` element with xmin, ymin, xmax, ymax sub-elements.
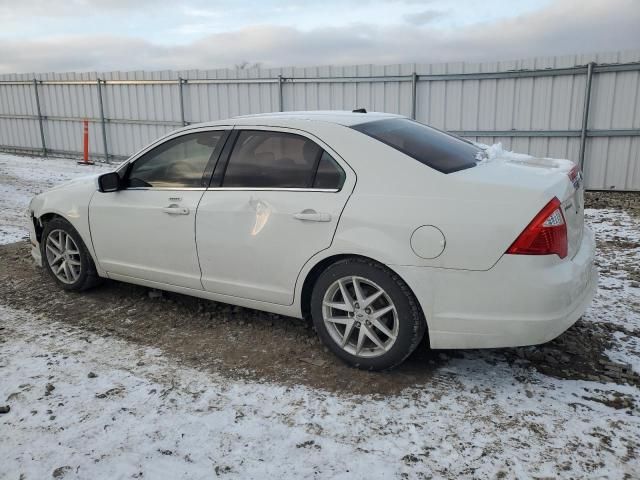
<box><xmin>322</xmin><ymin>276</ymin><xmax>399</xmax><ymax>358</ymax></box>
<box><xmin>45</xmin><ymin>229</ymin><xmax>82</xmax><ymax>284</ymax></box>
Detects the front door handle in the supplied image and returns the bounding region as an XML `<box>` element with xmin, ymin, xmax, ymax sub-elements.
<box><xmin>293</xmin><ymin>209</ymin><xmax>331</xmax><ymax>222</ymax></box>
<box><xmin>162</xmin><ymin>204</ymin><xmax>190</xmax><ymax>215</ymax></box>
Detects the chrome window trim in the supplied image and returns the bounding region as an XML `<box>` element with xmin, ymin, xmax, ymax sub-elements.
<box><xmin>126</xmin><ymin>187</ymin><xmax>207</xmax><ymax>191</ymax></box>
<box><xmin>123</xmin><ymin>187</ymin><xmax>339</xmax><ymax>192</ymax></box>
<box><xmin>206</xmin><ymin>187</ymin><xmax>339</xmax><ymax>193</ymax></box>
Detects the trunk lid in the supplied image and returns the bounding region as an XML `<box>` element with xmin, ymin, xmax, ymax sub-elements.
<box><xmin>456</xmin><ymin>149</ymin><xmax>584</xmax><ymax>260</ymax></box>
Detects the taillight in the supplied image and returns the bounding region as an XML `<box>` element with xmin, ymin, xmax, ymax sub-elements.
<box><xmin>506</xmin><ymin>197</ymin><xmax>568</xmax><ymax>259</ymax></box>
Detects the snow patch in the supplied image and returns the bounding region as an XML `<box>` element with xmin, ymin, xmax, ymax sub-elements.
<box><xmin>0</xmin><ymin>153</ymin><xmax>111</xmax><ymax>244</ymax></box>
<box><xmin>1</xmin><ymin>305</ymin><xmax>639</xmax><ymax>479</ymax></box>
<box><xmin>476</xmin><ymin>142</ymin><xmax>576</xmax><ymax>172</ymax></box>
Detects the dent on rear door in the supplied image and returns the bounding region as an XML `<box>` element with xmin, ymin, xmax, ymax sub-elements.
<box><xmin>196</xmin><ymin>129</ymin><xmax>356</xmax><ymax>305</ymax></box>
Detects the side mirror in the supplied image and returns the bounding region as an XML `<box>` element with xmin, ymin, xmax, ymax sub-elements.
<box><xmin>98</xmin><ymin>172</ymin><xmax>121</xmax><ymax>192</ymax></box>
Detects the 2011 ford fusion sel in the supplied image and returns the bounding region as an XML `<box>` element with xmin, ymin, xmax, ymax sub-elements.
<box><xmin>28</xmin><ymin>110</ymin><xmax>597</xmax><ymax>370</ymax></box>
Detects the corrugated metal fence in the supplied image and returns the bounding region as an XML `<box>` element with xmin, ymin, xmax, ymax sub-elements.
<box><xmin>1</xmin><ymin>50</ymin><xmax>639</xmax><ymax>190</ymax></box>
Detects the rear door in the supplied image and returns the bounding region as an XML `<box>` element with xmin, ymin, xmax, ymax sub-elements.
<box><xmin>196</xmin><ymin>127</ymin><xmax>355</xmax><ymax>305</ymax></box>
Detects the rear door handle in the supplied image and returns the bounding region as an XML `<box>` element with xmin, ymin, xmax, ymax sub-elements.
<box><xmin>162</xmin><ymin>204</ymin><xmax>190</xmax><ymax>215</ymax></box>
<box><xmin>293</xmin><ymin>209</ymin><xmax>331</xmax><ymax>222</ymax></box>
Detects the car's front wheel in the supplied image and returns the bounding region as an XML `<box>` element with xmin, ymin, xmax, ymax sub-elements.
<box><xmin>41</xmin><ymin>217</ymin><xmax>101</xmax><ymax>291</ymax></box>
<box><xmin>311</xmin><ymin>258</ymin><xmax>426</xmax><ymax>370</ymax></box>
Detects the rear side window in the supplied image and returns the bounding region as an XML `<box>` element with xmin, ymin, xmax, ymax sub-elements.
<box><xmin>352</xmin><ymin>118</ymin><xmax>479</xmax><ymax>173</ymax></box>
<box><xmin>313</xmin><ymin>152</ymin><xmax>346</xmax><ymax>189</ymax></box>
<box><xmin>222</xmin><ymin>130</ymin><xmax>345</xmax><ymax>189</ymax></box>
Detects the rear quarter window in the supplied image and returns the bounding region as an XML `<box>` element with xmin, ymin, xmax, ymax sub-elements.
<box><xmin>351</xmin><ymin>118</ymin><xmax>480</xmax><ymax>174</ymax></box>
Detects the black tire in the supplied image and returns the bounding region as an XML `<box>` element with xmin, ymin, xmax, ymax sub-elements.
<box><xmin>41</xmin><ymin>217</ymin><xmax>101</xmax><ymax>291</ymax></box>
<box><xmin>311</xmin><ymin>257</ymin><xmax>426</xmax><ymax>371</ymax></box>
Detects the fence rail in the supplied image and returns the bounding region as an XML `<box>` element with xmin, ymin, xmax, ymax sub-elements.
<box><xmin>1</xmin><ymin>51</ymin><xmax>639</xmax><ymax>190</ymax></box>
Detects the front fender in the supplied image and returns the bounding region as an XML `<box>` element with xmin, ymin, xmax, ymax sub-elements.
<box><xmin>30</xmin><ymin>177</ymin><xmax>105</xmax><ymax>276</ymax></box>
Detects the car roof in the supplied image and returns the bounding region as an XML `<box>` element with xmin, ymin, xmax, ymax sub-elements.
<box><xmin>189</xmin><ymin>110</ymin><xmax>404</xmax><ymax>129</ymax></box>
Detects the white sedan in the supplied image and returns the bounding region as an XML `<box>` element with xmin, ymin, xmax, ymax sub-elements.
<box><xmin>28</xmin><ymin>111</ymin><xmax>597</xmax><ymax>370</ymax></box>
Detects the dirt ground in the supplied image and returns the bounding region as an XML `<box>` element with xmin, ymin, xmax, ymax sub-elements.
<box><xmin>1</xmin><ymin>191</ymin><xmax>639</xmax><ymax>396</ymax></box>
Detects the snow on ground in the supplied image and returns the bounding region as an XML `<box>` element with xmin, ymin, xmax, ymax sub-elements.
<box><xmin>1</xmin><ymin>304</ymin><xmax>638</xmax><ymax>479</ymax></box>
<box><xmin>0</xmin><ymin>152</ymin><xmax>639</xmax><ymax>479</ymax></box>
<box><xmin>586</xmin><ymin>208</ymin><xmax>640</xmax><ymax>331</ymax></box>
<box><xmin>0</xmin><ymin>153</ymin><xmax>111</xmax><ymax>244</ymax></box>
<box><xmin>585</xmin><ymin>207</ymin><xmax>640</xmax><ymax>375</ymax></box>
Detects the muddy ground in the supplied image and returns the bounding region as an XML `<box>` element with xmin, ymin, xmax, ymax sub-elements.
<box><xmin>1</xmin><ymin>191</ymin><xmax>639</xmax><ymax>396</ymax></box>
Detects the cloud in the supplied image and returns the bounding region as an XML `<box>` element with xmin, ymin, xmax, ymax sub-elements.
<box><xmin>403</xmin><ymin>9</ymin><xmax>445</xmax><ymax>26</ymax></box>
<box><xmin>0</xmin><ymin>0</ymin><xmax>168</xmax><ymax>14</ymax></box>
<box><xmin>0</xmin><ymin>0</ymin><xmax>638</xmax><ymax>74</ymax></box>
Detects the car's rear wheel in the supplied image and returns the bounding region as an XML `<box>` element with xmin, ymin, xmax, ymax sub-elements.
<box><xmin>311</xmin><ymin>257</ymin><xmax>426</xmax><ymax>370</ymax></box>
<box><xmin>41</xmin><ymin>217</ymin><xmax>101</xmax><ymax>291</ymax></box>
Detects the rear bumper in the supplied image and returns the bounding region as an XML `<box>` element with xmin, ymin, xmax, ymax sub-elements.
<box><xmin>394</xmin><ymin>226</ymin><xmax>598</xmax><ymax>349</ymax></box>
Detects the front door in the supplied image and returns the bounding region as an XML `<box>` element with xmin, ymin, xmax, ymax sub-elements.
<box><xmin>90</xmin><ymin>129</ymin><xmax>227</xmax><ymax>289</ymax></box>
<box><xmin>196</xmin><ymin>127</ymin><xmax>354</xmax><ymax>305</ymax></box>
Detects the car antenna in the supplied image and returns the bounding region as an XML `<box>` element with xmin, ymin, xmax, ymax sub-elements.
<box><xmin>352</xmin><ymin>108</ymin><xmax>367</xmax><ymax>113</ymax></box>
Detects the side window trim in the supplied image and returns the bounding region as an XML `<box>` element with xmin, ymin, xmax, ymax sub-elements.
<box><xmin>210</xmin><ymin>130</ymin><xmax>240</xmax><ymax>188</ymax></box>
<box><xmin>212</xmin><ymin>128</ymin><xmax>345</xmax><ymax>192</ymax></box>
<box><xmin>308</xmin><ymin>148</ymin><xmax>325</xmax><ymax>188</ymax></box>
<box><xmin>206</xmin><ymin>186</ymin><xmax>341</xmax><ymax>192</ymax></box>
<box><xmin>200</xmin><ymin>129</ymin><xmax>233</xmax><ymax>188</ymax></box>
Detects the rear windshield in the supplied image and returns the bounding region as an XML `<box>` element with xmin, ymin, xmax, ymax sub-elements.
<box><xmin>351</xmin><ymin>118</ymin><xmax>480</xmax><ymax>174</ymax></box>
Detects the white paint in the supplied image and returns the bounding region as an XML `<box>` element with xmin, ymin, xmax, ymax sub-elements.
<box><xmin>90</xmin><ymin>189</ymin><xmax>206</xmax><ymax>290</ymax></box>
<box><xmin>410</xmin><ymin>225</ymin><xmax>446</xmax><ymax>259</ymax></box>
<box><xmin>25</xmin><ymin>113</ymin><xmax>597</xmax><ymax>351</ymax></box>
<box><xmin>196</xmin><ymin>125</ymin><xmax>356</xmax><ymax>305</ymax></box>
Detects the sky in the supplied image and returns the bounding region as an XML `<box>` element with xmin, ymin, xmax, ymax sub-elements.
<box><xmin>0</xmin><ymin>0</ymin><xmax>638</xmax><ymax>73</ymax></box>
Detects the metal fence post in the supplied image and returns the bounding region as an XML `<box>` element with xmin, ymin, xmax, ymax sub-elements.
<box><xmin>178</xmin><ymin>77</ymin><xmax>187</xmax><ymax>126</ymax></box>
<box><xmin>96</xmin><ymin>79</ymin><xmax>109</xmax><ymax>163</ymax></box>
<box><xmin>278</xmin><ymin>75</ymin><xmax>284</xmax><ymax>112</ymax></box>
<box><xmin>411</xmin><ymin>71</ymin><xmax>418</xmax><ymax>120</ymax></box>
<box><xmin>32</xmin><ymin>79</ymin><xmax>47</xmax><ymax>156</ymax></box>
<box><xmin>578</xmin><ymin>62</ymin><xmax>595</xmax><ymax>172</ymax></box>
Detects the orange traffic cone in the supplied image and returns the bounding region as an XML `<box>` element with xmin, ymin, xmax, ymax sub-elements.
<box><xmin>77</xmin><ymin>119</ymin><xmax>95</xmax><ymax>165</ymax></box>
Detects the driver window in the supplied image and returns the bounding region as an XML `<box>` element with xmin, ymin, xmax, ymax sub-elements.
<box><xmin>128</xmin><ymin>131</ymin><xmax>223</xmax><ymax>188</ymax></box>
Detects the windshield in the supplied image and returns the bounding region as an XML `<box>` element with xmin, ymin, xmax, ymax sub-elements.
<box><xmin>351</xmin><ymin>118</ymin><xmax>480</xmax><ymax>174</ymax></box>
